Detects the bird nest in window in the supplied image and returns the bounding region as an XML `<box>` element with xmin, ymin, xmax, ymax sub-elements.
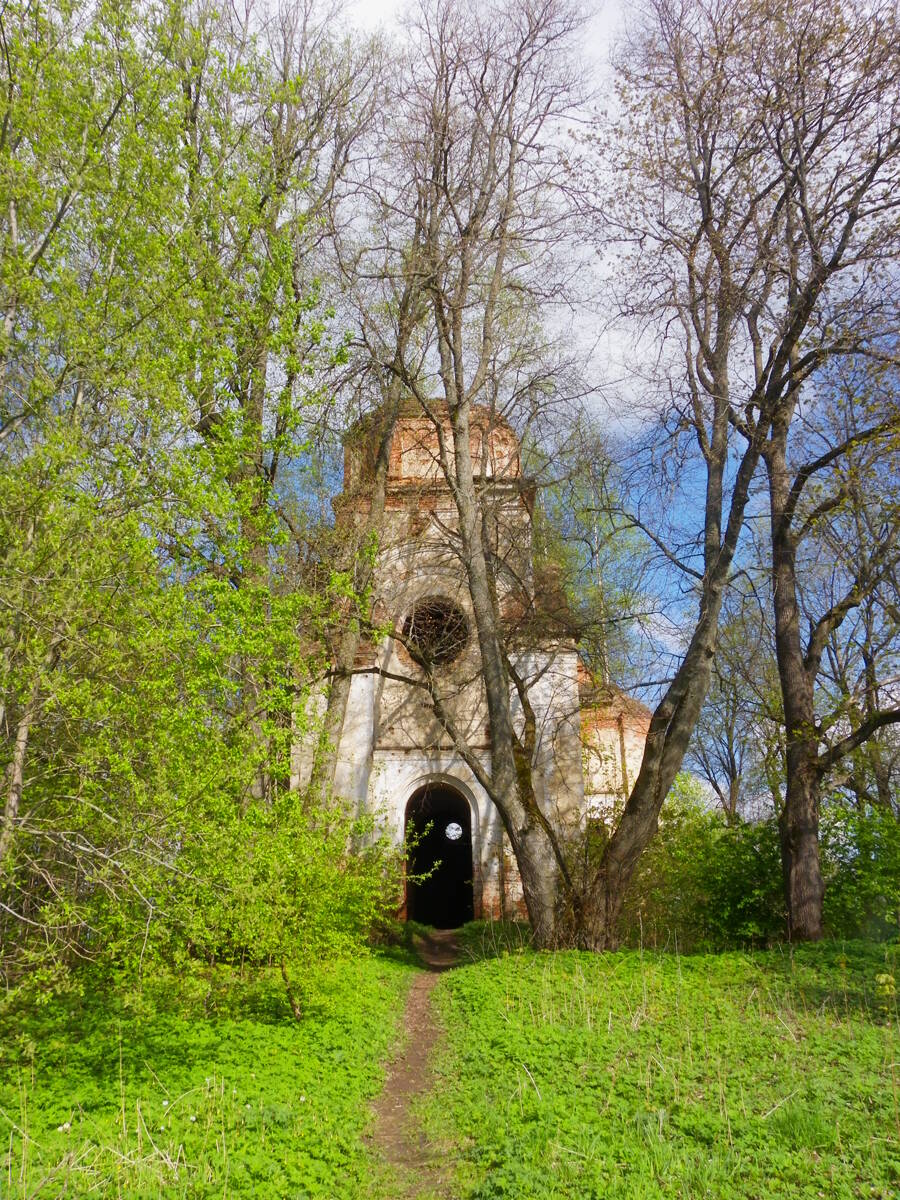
<box><xmin>401</xmin><ymin>597</ymin><xmax>469</xmax><ymax>666</ymax></box>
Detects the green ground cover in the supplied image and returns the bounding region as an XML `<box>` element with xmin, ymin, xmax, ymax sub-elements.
<box><xmin>0</xmin><ymin>952</ymin><xmax>415</xmax><ymax>1199</ymax></box>
<box><xmin>4</xmin><ymin>934</ymin><xmax>898</xmax><ymax>1200</ymax></box>
<box><xmin>425</xmin><ymin>936</ymin><xmax>899</xmax><ymax>1200</ymax></box>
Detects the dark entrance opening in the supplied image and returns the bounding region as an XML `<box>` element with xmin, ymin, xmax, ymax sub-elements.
<box><xmin>405</xmin><ymin>784</ymin><xmax>474</xmax><ymax>929</ymax></box>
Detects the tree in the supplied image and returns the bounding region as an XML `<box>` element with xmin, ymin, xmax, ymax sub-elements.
<box><xmin>161</xmin><ymin>0</ymin><xmax>383</xmax><ymax>801</ymax></box>
<box><xmin>532</xmin><ymin>429</ymin><xmax>659</xmax><ymax>691</ymax></box>
<box><xmin>822</xmin><ymin>579</ymin><xmax>900</xmax><ymax>815</ymax></box>
<box><xmin>0</xmin><ymin>0</ymin><xmax>221</xmax><ymax>968</ymax></box>
<box><xmin>0</xmin><ymin>0</ymin><xmax>396</xmax><ymax>991</ymax></box>
<box><xmin>326</xmin><ymin>0</ymin><xmax>591</xmax><ymax>947</ymax></box>
<box><xmin>762</xmin><ymin>358</ymin><xmax>900</xmax><ymax>935</ymax></box>
<box><xmin>687</xmin><ymin>591</ymin><xmax>781</xmax><ymax>823</ymax></box>
<box><xmin>577</xmin><ymin>0</ymin><xmax>900</xmax><ymax>943</ymax></box>
<box><xmin>305</xmin><ymin>261</ymin><xmax>429</xmax><ymax>801</ymax></box>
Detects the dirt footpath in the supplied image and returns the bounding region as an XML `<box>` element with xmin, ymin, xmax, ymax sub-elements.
<box><xmin>368</xmin><ymin>930</ymin><xmax>461</xmax><ymax>1198</ymax></box>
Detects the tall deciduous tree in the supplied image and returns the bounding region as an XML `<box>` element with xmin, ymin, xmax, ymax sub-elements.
<box><xmin>0</xmin><ymin>0</ymin><xmax>218</xmax><ymax>918</ymax></box>
<box><xmin>762</xmin><ymin>360</ymin><xmax>900</xmax><ymax>936</ymax></box>
<box><xmin>338</xmin><ymin>0</ymin><xmax>588</xmax><ymax>947</ymax></box>
<box><xmin>579</xmin><ymin>0</ymin><xmax>900</xmax><ymax>942</ymax></box>
<box><xmin>163</xmin><ymin>0</ymin><xmax>382</xmax><ymax>800</ymax></box>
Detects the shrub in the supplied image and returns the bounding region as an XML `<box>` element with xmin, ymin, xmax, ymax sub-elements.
<box><xmin>821</xmin><ymin>802</ymin><xmax>900</xmax><ymax>940</ymax></box>
<box><xmin>617</xmin><ymin>779</ymin><xmax>900</xmax><ymax>949</ymax></box>
<box><xmin>617</xmin><ymin>776</ymin><xmax>786</xmax><ymax>950</ymax></box>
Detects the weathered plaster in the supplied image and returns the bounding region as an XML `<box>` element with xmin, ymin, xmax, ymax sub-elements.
<box><xmin>293</xmin><ymin>406</ymin><xmax>650</xmax><ymax>919</ymax></box>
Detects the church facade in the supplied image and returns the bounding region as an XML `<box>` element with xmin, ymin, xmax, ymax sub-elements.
<box><xmin>293</xmin><ymin>406</ymin><xmax>649</xmax><ymax>926</ymax></box>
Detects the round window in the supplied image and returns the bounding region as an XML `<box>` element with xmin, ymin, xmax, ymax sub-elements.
<box><xmin>445</xmin><ymin>821</ymin><xmax>464</xmax><ymax>841</ymax></box>
<box><xmin>402</xmin><ymin>597</ymin><xmax>468</xmax><ymax>666</ymax></box>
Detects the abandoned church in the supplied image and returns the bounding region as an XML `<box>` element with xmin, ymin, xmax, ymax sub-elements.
<box><xmin>293</xmin><ymin>406</ymin><xmax>650</xmax><ymax>927</ymax></box>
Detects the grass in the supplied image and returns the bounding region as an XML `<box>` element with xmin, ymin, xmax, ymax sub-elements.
<box><xmin>0</xmin><ymin>950</ymin><xmax>416</xmax><ymax>1199</ymax></box>
<box><xmin>423</xmin><ymin>934</ymin><xmax>900</xmax><ymax>1199</ymax></box>
<box><xmin>3</xmin><ymin>932</ymin><xmax>898</xmax><ymax>1199</ymax></box>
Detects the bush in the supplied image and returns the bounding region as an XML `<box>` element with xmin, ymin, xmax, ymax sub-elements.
<box><xmin>617</xmin><ymin>778</ymin><xmax>900</xmax><ymax>949</ymax></box>
<box><xmin>161</xmin><ymin>797</ymin><xmax>405</xmax><ymax>1012</ymax></box>
<box><xmin>821</xmin><ymin>802</ymin><xmax>900</xmax><ymax>940</ymax></box>
<box><xmin>617</xmin><ymin>776</ymin><xmax>786</xmax><ymax>950</ymax></box>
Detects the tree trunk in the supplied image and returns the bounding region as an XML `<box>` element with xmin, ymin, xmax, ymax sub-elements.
<box><xmin>581</xmin><ymin>380</ymin><xmax>764</xmax><ymax>949</ymax></box>
<box><xmin>0</xmin><ymin>632</ymin><xmax>63</xmax><ymax>870</ymax></box>
<box><xmin>241</xmin><ymin>330</ymin><xmax>273</xmax><ymax>806</ymax></box>
<box><xmin>766</xmin><ymin>433</ymin><xmax>824</xmax><ymax>941</ymax></box>
<box><xmin>0</xmin><ymin>698</ymin><xmax>35</xmax><ymax>870</ymax></box>
<box><xmin>778</xmin><ymin>747</ymin><xmax>824</xmax><ymax>940</ymax></box>
<box><xmin>871</xmin><ymin>749</ymin><xmax>894</xmax><ymax>811</ymax></box>
<box><xmin>861</xmin><ymin>617</ymin><xmax>895</xmax><ymax>811</ymax></box>
<box><xmin>447</xmin><ymin>402</ymin><xmax>562</xmax><ymax>946</ymax></box>
<box><xmin>586</xmin><ymin>585</ymin><xmax>727</xmax><ymax>948</ymax></box>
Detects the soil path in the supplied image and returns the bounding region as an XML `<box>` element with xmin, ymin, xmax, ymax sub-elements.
<box><xmin>368</xmin><ymin>929</ymin><xmax>461</xmax><ymax>1198</ymax></box>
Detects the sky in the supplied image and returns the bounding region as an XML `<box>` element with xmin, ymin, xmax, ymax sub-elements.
<box><xmin>345</xmin><ymin>0</ymin><xmax>627</xmax><ymax>79</ymax></box>
<box><xmin>340</xmin><ymin>0</ymin><xmax>638</xmax><ymax>425</ymax></box>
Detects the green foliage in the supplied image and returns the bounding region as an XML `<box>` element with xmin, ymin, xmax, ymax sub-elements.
<box><xmin>617</xmin><ymin>777</ymin><xmax>786</xmax><ymax>950</ymax></box>
<box><xmin>162</xmin><ymin>798</ymin><xmax>404</xmax><ymax>1003</ymax></box>
<box><xmin>0</xmin><ymin>0</ymin><xmax>396</xmax><ymax>995</ymax></box>
<box><xmin>822</xmin><ymin>802</ymin><xmax>900</xmax><ymax>941</ymax></box>
<box><xmin>0</xmin><ymin>953</ymin><xmax>415</xmax><ymax>1198</ymax></box>
<box><xmin>424</xmin><ymin>942</ymin><xmax>900</xmax><ymax>1199</ymax></box>
<box><xmin>615</xmin><ymin>778</ymin><xmax>900</xmax><ymax>951</ymax></box>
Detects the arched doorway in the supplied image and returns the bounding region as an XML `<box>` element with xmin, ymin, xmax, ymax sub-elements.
<box><xmin>405</xmin><ymin>783</ymin><xmax>474</xmax><ymax>928</ymax></box>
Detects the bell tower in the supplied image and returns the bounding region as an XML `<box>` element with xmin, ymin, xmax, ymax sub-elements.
<box><xmin>293</xmin><ymin>403</ymin><xmax>647</xmax><ymax>923</ymax></box>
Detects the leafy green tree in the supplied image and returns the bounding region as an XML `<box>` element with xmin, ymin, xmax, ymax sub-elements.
<box><xmin>821</xmin><ymin>801</ymin><xmax>900</xmax><ymax>940</ymax></box>
<box><xmin>0</xmin><ymin>0</ymin><xmax>396</xmax><ymax>996</ymax></box>
<box><xmin>1</xmin><ymin>0</ymin><xmax>216</xmax><ymax>973</ymax></box>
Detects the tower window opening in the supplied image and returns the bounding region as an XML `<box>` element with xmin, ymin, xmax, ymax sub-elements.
<box><xmin>402</xmin><ymin>597</ymin><xmax>468</xmax><ymax>666</ymax></box>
